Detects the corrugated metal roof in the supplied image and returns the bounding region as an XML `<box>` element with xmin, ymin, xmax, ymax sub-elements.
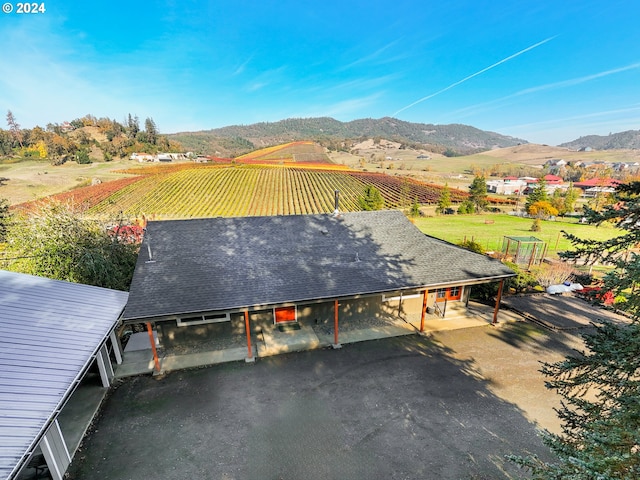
<box><xmin>0</xmin><ymin>270</ymin><xmax>128</xmax><ymax>480</ymax></box>
<box><xmin>123</xmin><ymin>210</ymin><xmax>515</xmax><ymax>321</ymax></box>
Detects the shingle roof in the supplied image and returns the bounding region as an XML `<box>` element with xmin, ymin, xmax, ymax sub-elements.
<box><xmin>123</xmin><ymin>211</ymin><xmax>514</xmax><ymax>321</ymax></box>
<box><xmin>0</xmin><ymin>271</ymin><xmax>128</xmax><ymax>480</ymax></box>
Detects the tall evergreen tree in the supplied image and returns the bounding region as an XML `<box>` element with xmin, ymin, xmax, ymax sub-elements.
<box><xmin>144</xmin><ymin>117</ymin><xmax>158</xmax><ymax>145</ymax></box>
<box><xmin>6</xmin><ymin>110</ymin><xmax>23</xmax><ymax>148</ymax></box>
<box><xmin>358</xmin><ymin>185</ymin><xmax>384</xmax><ymax>211</ymax></box>
<box><xmin>526</xmin><ymin>177</ymin><xmax>548</xmax><ymax>213</ymax></box>
<box><xmin>436</xmin><ymin>183</ymin><xmax>452</xmax><ymax>214</ymax></box>
<box><xmin>468</xmin><ymin>175</ymin><xmax>488</xmax><ymax>212</ymax></box>
<box><xmin>511</xmin><ymin>181</ymin><xmax>640</xmax><ymax>479</ymax></box>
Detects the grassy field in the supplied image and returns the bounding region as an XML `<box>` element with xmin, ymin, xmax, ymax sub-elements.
<box><xmin>413</xmin><ymin>213</ymin><xmax>621</xmax><ymax>257</ymax></box>
<box><xmin>0</xmin><ymin>158</ymin><xmax>132</xmax><ymax>205</ymax></box>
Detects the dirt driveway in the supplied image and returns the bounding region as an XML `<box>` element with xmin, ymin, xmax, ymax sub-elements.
<box><xmin>66</xmin><ymin>322</ymin><xmax>583</xmax><ymax>480</ymax></box>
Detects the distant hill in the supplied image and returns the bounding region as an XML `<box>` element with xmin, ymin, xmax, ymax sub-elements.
<box><xmin>169</xmin><ymin>117</ymin><xmax>527</xmax><ymax>157</ymax></box>
<box><xmin>560</xmin><ymin>130</ymin><xmax>640</xmax><ymax>150</ymax></box>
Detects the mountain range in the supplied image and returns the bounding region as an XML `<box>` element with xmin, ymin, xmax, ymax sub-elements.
<box><xmin>559</xmin><ymin>129</ymin><xmax>640</xmax><ymax>150</ymax></box>
<box><xmin>168</xmin><ymin>117</ymin><xmax>528</xmax><ymax>157</ymax></box>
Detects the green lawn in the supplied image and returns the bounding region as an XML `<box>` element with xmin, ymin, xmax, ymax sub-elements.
<box><xmin>413</xmin><ymin>213</ymin><xmax>621</xmax><ymax>256</ymax></box>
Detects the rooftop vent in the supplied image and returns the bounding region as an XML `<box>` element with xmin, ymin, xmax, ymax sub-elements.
<box><xmin>332</xmin><ymin>189</ymin><xmax>340</xmax><ymax>216</ymax></box>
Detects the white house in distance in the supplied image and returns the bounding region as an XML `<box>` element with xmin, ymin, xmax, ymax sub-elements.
<box><xmin>487</xmin><ymin>174</ymin><xmax>566</xmax><ymax>196</ymax></box>
<box><xmin>129</xmin><ymin>152</ymin><xmax>190</xmax><ymax>162</ymax></box>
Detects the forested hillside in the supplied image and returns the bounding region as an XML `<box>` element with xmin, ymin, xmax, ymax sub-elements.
<box><xmin>0</xmin><ymin>111</ymin><xmax>182</xmax><ymax>165</ymax></box>
<box><xmin>170</xmin><ymin>117</ymin><xmax>528</xmax><ymax>157</ymax></box>
<box><xmin>560</xmin><ymin>129</ymin><xmax>640</xmax><ymax>150</ymax></box>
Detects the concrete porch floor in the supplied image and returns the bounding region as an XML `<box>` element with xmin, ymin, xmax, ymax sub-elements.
<box><xmin>115</xmin><ymin>301</ymin><xmax>522</xmax><ymax>377</ymax></box>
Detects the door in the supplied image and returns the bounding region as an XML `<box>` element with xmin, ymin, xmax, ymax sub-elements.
<box><xmin>435</xmin><ymin>286</ymin><xmax>461</xmax><ymax>302</ymax></box>
<box><xmin>274</xmin><ymin>306</ymin><xmax>297</xmax><ymax>324</ymax></box>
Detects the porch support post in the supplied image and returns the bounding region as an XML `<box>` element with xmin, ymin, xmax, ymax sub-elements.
<box><xmin>95</xmin><ymin>343</ymin><xmax>114</xmax><ymax>388</ymax></box>
<box><xmin>332</xmin><ymin>299</ymin><xmax>341</xmax><ymax>349</ymax></box>
<box><xmin>492</xmin><ymin>279</ymin><xmax>505</xmax><ymax>325</ymax></box>
<box><xmin>146</xmin><ymin>322</ymin><xmax>161</xmax><ymax>372</ymax></box>
<box><xmin>109</xmin><ymin>330</ymin><xmax>123</xmax><ymax>364</ymax></box>
<box><xmin>41</xmin><ymin>419</ymin><xmax>71</xmax><ymax>480</ymax></box>
<box><xmin>419</xmin><ymin>289</ymin><xmax>428</xmax><ymax>334</ymax></box>
<box><xmin>244</xmin><ymin>310</ymin><xmax>255</xmax><ymax>362</ymax></box>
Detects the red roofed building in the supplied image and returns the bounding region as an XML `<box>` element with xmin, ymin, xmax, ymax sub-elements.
<box><xmin>574</xmin><ymin>178</ymin><xmax>621</xmax><ymax>189</ymax></box>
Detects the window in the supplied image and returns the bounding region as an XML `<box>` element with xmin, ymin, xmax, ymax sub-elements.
<box><xmin>176</xmin><ymin>312</ymin><xmax>230</xmax><ymax>327</ymax></box>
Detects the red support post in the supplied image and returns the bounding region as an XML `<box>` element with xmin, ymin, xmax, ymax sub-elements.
<box><xmin>245</xmin><ymin>310</ymin><xmax>253</xmax><ymax>359</ymax></box>
<box><xmin>333</xmin><ymin>299</ymin><xmax>340</xmax><ymax>347</ymax></box>
<box><xmin>493</xmin><ymin>279</ymin><xmax>504</xmax><ymax>325</ymax></box>
<box><xmin>420</xmin><ymin>289</ymin><xmax>428</xmax><ymax>333</ymax></box>
<box><xmin>146</xmin><ymin>322</ymin><xmax>161</xmax><ymax>372</ymax></box>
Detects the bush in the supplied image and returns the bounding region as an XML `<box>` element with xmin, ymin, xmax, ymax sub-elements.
<box><xmin>530</xmin><ymin>262</ymin><xmax>575</xmax><ymax>288</ymax></box>
<box><xmin>530</xmin><ymin>218</ymin><xmax>541</xmax><ymax>231</ymax></box>
<box><xmin>457</xmin><ymin>200</ymin><xmax>475</xmax><ymax>214</ymax></box>
<box><xmin>572</xmin><ymin>272</ymin><xmax>594</xmax><ymax>286</ymax></box>
<box><xmin>504</xmin><ymin>261</ymin><xmax>539</xmax><ymax>293</ymax></box>
<box><xmin>457</xmin><ymin>239</ymin><xmax>485</xmax><ymax>254</ymax></box>
<box><xmin>76</xmin><ymin>148</ymin><xmax>91</xmax><ymax>164</ymax></box>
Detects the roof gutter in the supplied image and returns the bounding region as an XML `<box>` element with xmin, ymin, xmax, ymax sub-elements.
<box><xmin>121</xmin><ymin>274</ymin><xmax>515</xmax><ymax>325</ymax></box>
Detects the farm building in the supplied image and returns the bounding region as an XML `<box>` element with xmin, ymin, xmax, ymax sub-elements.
<box><xmin>122</xmin><ymin>210</ymin><xmax>515</xmax><ymax>372</ymax></box>
<box><xmin>0</xmin><ymin>270</ymin><xmax>128</xmax><ymax>480</ymax></box>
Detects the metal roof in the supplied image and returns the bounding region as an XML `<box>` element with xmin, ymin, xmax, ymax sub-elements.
<box><xmin>123</xmin><ymin>210</ymin><xmax>515</xmax><ymax>321</ymax></box>
<box><xmin>0</xmin><ymin>270</ymin><xmax>128</xmax><ymax>480</ymax></box>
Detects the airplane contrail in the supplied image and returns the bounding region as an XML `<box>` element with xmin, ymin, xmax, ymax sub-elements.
<box><xmin>391</xmin><ymin>36</ymin><xmax>557</xmax><ymax>117</ymax></box>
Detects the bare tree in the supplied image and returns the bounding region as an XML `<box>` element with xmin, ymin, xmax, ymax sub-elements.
<box><xmin>6</xmin><ymin>110</ymin><xmax>23</xmax><ymax>148</ymax></box>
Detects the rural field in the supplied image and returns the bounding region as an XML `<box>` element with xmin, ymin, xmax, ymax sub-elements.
<box><xmin>414</xmin><ymin>213</ymin><xmax>620</xmax><ymax>256</ymax></box>
<box><xmin>0</xmin><ymin>141</ymin><xmax>626</xmax><ymax>258</ymax></box>
<box><xmin>11</xmin><ymin>161</ymin><xmax>473</xmax><ymax>218</ymax></box>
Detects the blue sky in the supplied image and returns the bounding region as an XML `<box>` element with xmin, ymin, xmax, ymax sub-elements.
<box><xmin>1</xmin><ymin>0</ymin><xmax>639</xmax><ymax>145</ymax></box>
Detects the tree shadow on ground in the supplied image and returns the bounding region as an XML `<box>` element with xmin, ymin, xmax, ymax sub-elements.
<box><xmin>66</xmin><ymin>331</ymin><xmax>559</xmax><ymax>480</ymax></box>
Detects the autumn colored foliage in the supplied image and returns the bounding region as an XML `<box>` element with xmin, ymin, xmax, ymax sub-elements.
<box><xmin>16</xmin><ymin>163</ymin><xmax>505</xmax><ymax>219</ymax></box>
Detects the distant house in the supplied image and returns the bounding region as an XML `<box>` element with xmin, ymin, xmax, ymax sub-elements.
<box><xmin>542</xmin><ymin>174</ymin><xmax>563</xmax><ymax>185</ymax></box>
<box><xmin>574</xmin><ymin>177</ymin><xmax>621</xmax><ymax>189</ymax></box>
<box><xmin>486</xmin><ymin>178</ymin><xmax>526</xmax><ymax>195</ymax></box>
<box><xmin>130</xmin><ymin>152</ymin><xmax>155</xmax><ymax>162</ymax></box>
<box><xmin>60</xmin><ymin>121</ymin><xmax>75</xmax><ymax>133</ymax></box>
<box><xmin>122</xmin><ymin>211</ymin><xmax>515</xmax><ymax>371</ymax></box>
<box><xmin>574</xmin><ymin>178</ymin><xmax>622</xmax><ymax>197</ymax></box>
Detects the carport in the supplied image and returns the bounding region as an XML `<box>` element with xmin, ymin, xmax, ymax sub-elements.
<box><xmin>0</xmin><ymin>270</ymin><xmax>128</xmax><ymax>480</ymax></box>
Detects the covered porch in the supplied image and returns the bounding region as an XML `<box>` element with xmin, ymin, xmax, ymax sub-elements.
<box><xmin>116</xmin><ymin>281</ymin><xmax>514</xmax><ymax>377</ymax></box>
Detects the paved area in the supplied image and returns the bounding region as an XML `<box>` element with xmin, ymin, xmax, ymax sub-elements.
<box><xmin>115</xmin><ymin>302</ymin><xmax>519</xmax><ymax>377</ymax></box>
<box><xmin>66</xmin><ymin>321</ymin><xmax>582</xmax><ymax>480</ymax></box>
<box><xmin>502</xmin><ymin>293</ymin><xmax>630</xmax><ymax>330</ymax></box>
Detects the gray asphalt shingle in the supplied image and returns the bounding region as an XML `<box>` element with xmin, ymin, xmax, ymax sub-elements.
<box><xmin>123</xmin><ymin>210</ymin><xmax>514</xmax><ymax>321</ymax></box>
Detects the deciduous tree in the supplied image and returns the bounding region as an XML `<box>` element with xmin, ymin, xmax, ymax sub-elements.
<box><xmin>0</xmin><ymin>198</ymin><xmax>10</xmax><ymax>243</ymax></box>
<box><xmin>6</xmin><ymin>201</ymin><xmax>138</xmax><ymax>291</ymax></box>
